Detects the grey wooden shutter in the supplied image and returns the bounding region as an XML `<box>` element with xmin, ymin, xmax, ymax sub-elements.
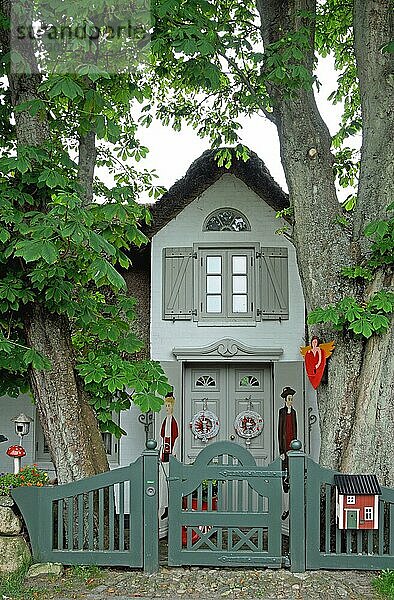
<box><xmin>162</xmin><ymin>247</ymin><xmax>194</xmax><ymax>320</ymax></box>
<box><xmin>259</xmin><ymin>247</ymin><xmax>289</xmax><ymax>319</ymax></box>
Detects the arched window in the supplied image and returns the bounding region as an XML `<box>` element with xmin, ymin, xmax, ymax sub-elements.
<box><xmin>203</xmin><ymin>208</ymin><xmax>251</xmax><ymax>232</ymax></box>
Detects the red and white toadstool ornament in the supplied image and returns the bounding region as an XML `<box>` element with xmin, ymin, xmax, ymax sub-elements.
<box><xmin>6</xmin><ymin>445</ymin><xmax>26</xmax><ymax>474</ymax></box>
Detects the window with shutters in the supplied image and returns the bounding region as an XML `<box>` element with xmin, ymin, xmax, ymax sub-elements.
<box><xmin>162</xmin><ymin>243</ymin><xmax>289</xmax><ymax>323</ymax></box>
<box><xmin>198</xmin><ymin>248</ymin><xmax>255</xmax><ymax>320</ymax></box>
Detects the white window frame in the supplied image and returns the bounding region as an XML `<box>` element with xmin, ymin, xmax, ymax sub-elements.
<box><xmin>195</xmin><ymin>243</ymin><xmax>258</xmax><ymax>323</ymax></box>
<box><xmin>364</xmin><ymin>506</ymin><xmax>373</xmax><ymax>520</ymax></box>
<box><xmin>346</xmin><ymin>495</ymin><xmax>356</xmax><ymax>504</ymax></box>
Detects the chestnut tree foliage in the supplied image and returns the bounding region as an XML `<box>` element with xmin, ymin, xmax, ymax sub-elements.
<box><xmin>0</xmin><ymin>0</ymin><xmax>170</xmax><ymax>482</ymax></box>
<box><xmin>151</xmin><ymin>0</ymin><xmax>393</xmax><ymax>482</ymax></box>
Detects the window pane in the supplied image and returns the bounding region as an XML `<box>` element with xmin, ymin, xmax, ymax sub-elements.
<box><xmin>233</xmin><ymin>294</ymin><xmax>247</xmax><ymax>313</ymax></box>
<box><xmin>232</xmin><ymin>255</ymin><xmax>247</xmax><ymax>274</ymax></box>
<box><xmin>101</xmin><ymin>432</ymin><xmax>112</xmax><ymax>455</ymax></box>
<box><xmin>233</xmin><ymin>275</ymin><xmax>247</xmax><ymax>293</ymax></box>
<box><xmin>207</xmin><ymin>256</ymin><xmax>222</xmax><ymax>274</ymax></box>
<box><xmin>207</xmin><ymin>275</ymin><xmax>221</xmax><ymax>293</ymax></box>
<box><xmin>207</xmin><ymin>295</ymin><xmax>222</xmax><ymax>313</ymax></box>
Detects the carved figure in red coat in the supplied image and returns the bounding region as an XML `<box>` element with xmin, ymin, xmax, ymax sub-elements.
<box><xmin>159</xmin><ymin>391</ymin><xmax>179</xmax><ymax>526</ymax></box>
<box><xmin>278</xmin><ymin>386</ymin><xmax>297</xmax><ymax>495</ymax></box>
<box><xmin>160</xmin><ymin>393</ymin><xmax>179</xmax><ymax>463</ymax></box>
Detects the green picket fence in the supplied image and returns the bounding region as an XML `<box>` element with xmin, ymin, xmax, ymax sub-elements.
<box><xmin>11</xmin><ymin>441</ymin><xmax>394</xmax><ymax>572</ymax></box>
<box><xmin>12</xmin><ymin>446</ymin><xmax>159</xmax><ymax>572</ymax></box>
<box><xmin>304</xmin><ymin>457</ymin><xmax>394</xmax><ymax>570</ymax></box>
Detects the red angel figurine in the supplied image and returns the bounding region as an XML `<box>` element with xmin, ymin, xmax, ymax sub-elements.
<box><xmin>300</xmin><ymin>337</ymin><xmax>335</xmax><ymax>389</ymax></box>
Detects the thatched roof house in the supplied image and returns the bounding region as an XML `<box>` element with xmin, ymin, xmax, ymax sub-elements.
<box><xmin>125</xmin><ymin>148</ymin><xmax>289</xmax><ymax>353</ymax></box>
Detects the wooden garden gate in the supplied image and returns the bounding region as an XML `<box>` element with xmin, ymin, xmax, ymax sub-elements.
<box><xmin>167</xmin><ymin>441</ymin><xmax>289</xmax><ymax>568</ymax></box>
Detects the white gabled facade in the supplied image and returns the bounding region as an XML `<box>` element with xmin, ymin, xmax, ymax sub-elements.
<box><xmin>151</xmin><ymin>173</ymin><xmax>319</xmax><ymax>466</ymax></box>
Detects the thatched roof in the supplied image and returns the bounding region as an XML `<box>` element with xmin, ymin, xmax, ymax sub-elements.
<box><xmin>143</xmin><ymin>148</ymin><xmax>288</xmax><ymax>239</ymax></box>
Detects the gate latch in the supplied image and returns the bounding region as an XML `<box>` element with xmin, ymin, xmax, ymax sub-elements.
<box><xmin>146</xmin><ymin>486</ymin><xmax>156</xmax><ymax>496</ymax></box>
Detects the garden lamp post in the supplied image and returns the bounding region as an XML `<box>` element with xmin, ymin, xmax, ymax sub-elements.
<box><xmin>12</xmin><ymin>413</ymin><xmax>33</xmax><ymax>445</ymax></box>
<box><xmin>5</xmin><ymin>414</ymin><xmax>33</xmax><ymax>473</ymax></box>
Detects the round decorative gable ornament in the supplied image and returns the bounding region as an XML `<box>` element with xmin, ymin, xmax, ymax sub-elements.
<box><xmin>190</xmin><ymin>410</ymin><xmax>220</xmax><ymax>443</ymax></box>
<box><xmin>234</xmin><ymin>410</ymin><xmax>263</xmax><ymax>443</ymax></box>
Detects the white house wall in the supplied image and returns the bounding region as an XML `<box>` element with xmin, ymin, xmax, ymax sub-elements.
<box><xmin>151</xmin><ymin>174</ymin><xmax>305</xmax><ymax>362</ymax></box>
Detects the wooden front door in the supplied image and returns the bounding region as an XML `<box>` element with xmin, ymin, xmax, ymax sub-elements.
<box><xmin>184</xmin><ymin>363</ymin><xmax>272</xmax><ymax>465</ymax></box>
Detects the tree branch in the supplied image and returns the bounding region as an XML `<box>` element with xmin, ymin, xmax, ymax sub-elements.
<box><xmin>218</xmin><ymin>51</ymin><xmax>277</xmax><ymax>124</ymax></box>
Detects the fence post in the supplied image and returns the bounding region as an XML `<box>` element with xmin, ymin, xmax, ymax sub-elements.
<box><xmin>143</xmin><ymin>439</ymin><xmax>159</xmax><ymax>573</ymax></box>
<box><xmin>288</xmin><ymin>439</ymin><xmax>306</xmax><ymax>573</ymax></box>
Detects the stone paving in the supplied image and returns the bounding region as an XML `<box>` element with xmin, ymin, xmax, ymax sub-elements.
<box><xmin>25</xmin><ymin>566</ymin><xmax>380</xmax><ymax>600</ymax></box>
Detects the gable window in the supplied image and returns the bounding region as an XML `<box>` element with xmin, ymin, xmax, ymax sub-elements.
<box><xmin>162</xmin><ymin>244</ymin><xmax>289</xmax><ymax>323</ymax></box>
<box><xmin>203</xmin><ymin>208</ymin><xmax>250</xmax><ymax>231</ymax></box>
<box><xmin>346</xmin><ymin>495</ymin><xmax>355</xmax><ymax>504</ymax></box>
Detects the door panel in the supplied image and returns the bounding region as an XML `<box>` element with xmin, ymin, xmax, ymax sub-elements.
<box><xmin>230</xmin><ymin>367</ymin><xmax>271</xmax><ymax>465</ymax></box>
<box><xmin>187</xmin><ymin>366</ymin><xmax>225</xmax><ymax>459</ymax></box>
<box><xmin>184</xmin><ymin>364</ymin><xmax>272</xmax><ymax>465</ymax></box>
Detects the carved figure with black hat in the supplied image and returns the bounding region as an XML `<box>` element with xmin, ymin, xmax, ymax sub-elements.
<box><xmin>278</xmin><ymin>386</ymin><xmax>297</xmax><ymax>499</ymax></box>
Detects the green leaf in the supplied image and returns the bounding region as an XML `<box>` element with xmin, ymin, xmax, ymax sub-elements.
<box><xmin>381</xmin><ymin>40</ymin><xmax>394</xmax><ymax>54</ymax></box>
<box><xmin>106</xmin><ymin>262</ymin><xmax>126</xmax><ymax>289</ymax></box>
<box><xmin>40</xmin><ymin>241</ymin><xmax>58</xmax><ymax>264</ymax></box>
<box><xmin>88</xmin><ymin>231</ymin><xmax>116</xmax><ymax>256</ymax></box>
<box><xmin>48</xmin><ymin>78</ymin><xmax>84</xmax><ymax>100</ymax></box>
<box><xmin>14</xmin><ymin>241</ymin><xmax>43</xmax><ymax>262</ymax></box>
<box><xmin>370</xmin><ymin>314</ymin><xmax>389</xmax><ymax>332</ymax></box>
<box><xmin>15</xmin><ymin>155</ymin><xmax>30</xmax><ymax>174</ymax></box>
<box><xmin>0</xmin><ymin>228</ymin><xmax>10</xmax><ymax>243</ymax></box>
<box><xmin>349</xmin><ymin>317</ymin><xmax>373</xmax><ymax>338</ymax></box>
<box><xmin>364</xmin><ymin>220</ymin><xmax>389</xmax><ymax>238</ymax></box>
<box><xmin>118</xmin><ymin>333</ymin><xmax>143</xmax><ymax>353</ymax></box>
<box><xmin>23</xmin><ymin>348</ymin><xmax>51</xmax><ymax>370</ymax></box>
<box><xmin>14</xmin><ymin>99</ymin><xmax>46</xmax><ymax>116</ymax></box>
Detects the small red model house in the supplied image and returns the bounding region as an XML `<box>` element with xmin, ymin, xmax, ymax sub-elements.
<box><xmin>334</xmin><ymin>474</ymin><xmax>381</xmax><ymax>530</ymax></box>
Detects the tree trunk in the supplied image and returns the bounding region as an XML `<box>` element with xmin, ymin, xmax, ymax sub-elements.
<box><xmin>1</xmin><ymin>0</ymin><xmax>109</xmax><ymax>483</ymax></box>
<box><xmin>257</xmin><ymin>0</ymin><xmax>394</xmax><ymax>485</ymax></box>
<box><xmin>24</xmin><ymin>305</ymin><xmax>109</xmax><ymax>483</ymax></box>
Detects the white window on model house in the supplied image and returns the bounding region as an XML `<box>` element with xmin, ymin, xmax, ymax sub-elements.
<box><xmin>203</xmin><ymin>208</ymin><xmax>251</xmax><ymax>232</ymax></box>
<box><xmin>364</xmin><ymin>507</ymin><xmax>373</xmax><ymax>520</ymax></box>
<box><xmin>346</xmin><ymin>495</ymin><xmax>356</xmax><ymax>504</ymax></box>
